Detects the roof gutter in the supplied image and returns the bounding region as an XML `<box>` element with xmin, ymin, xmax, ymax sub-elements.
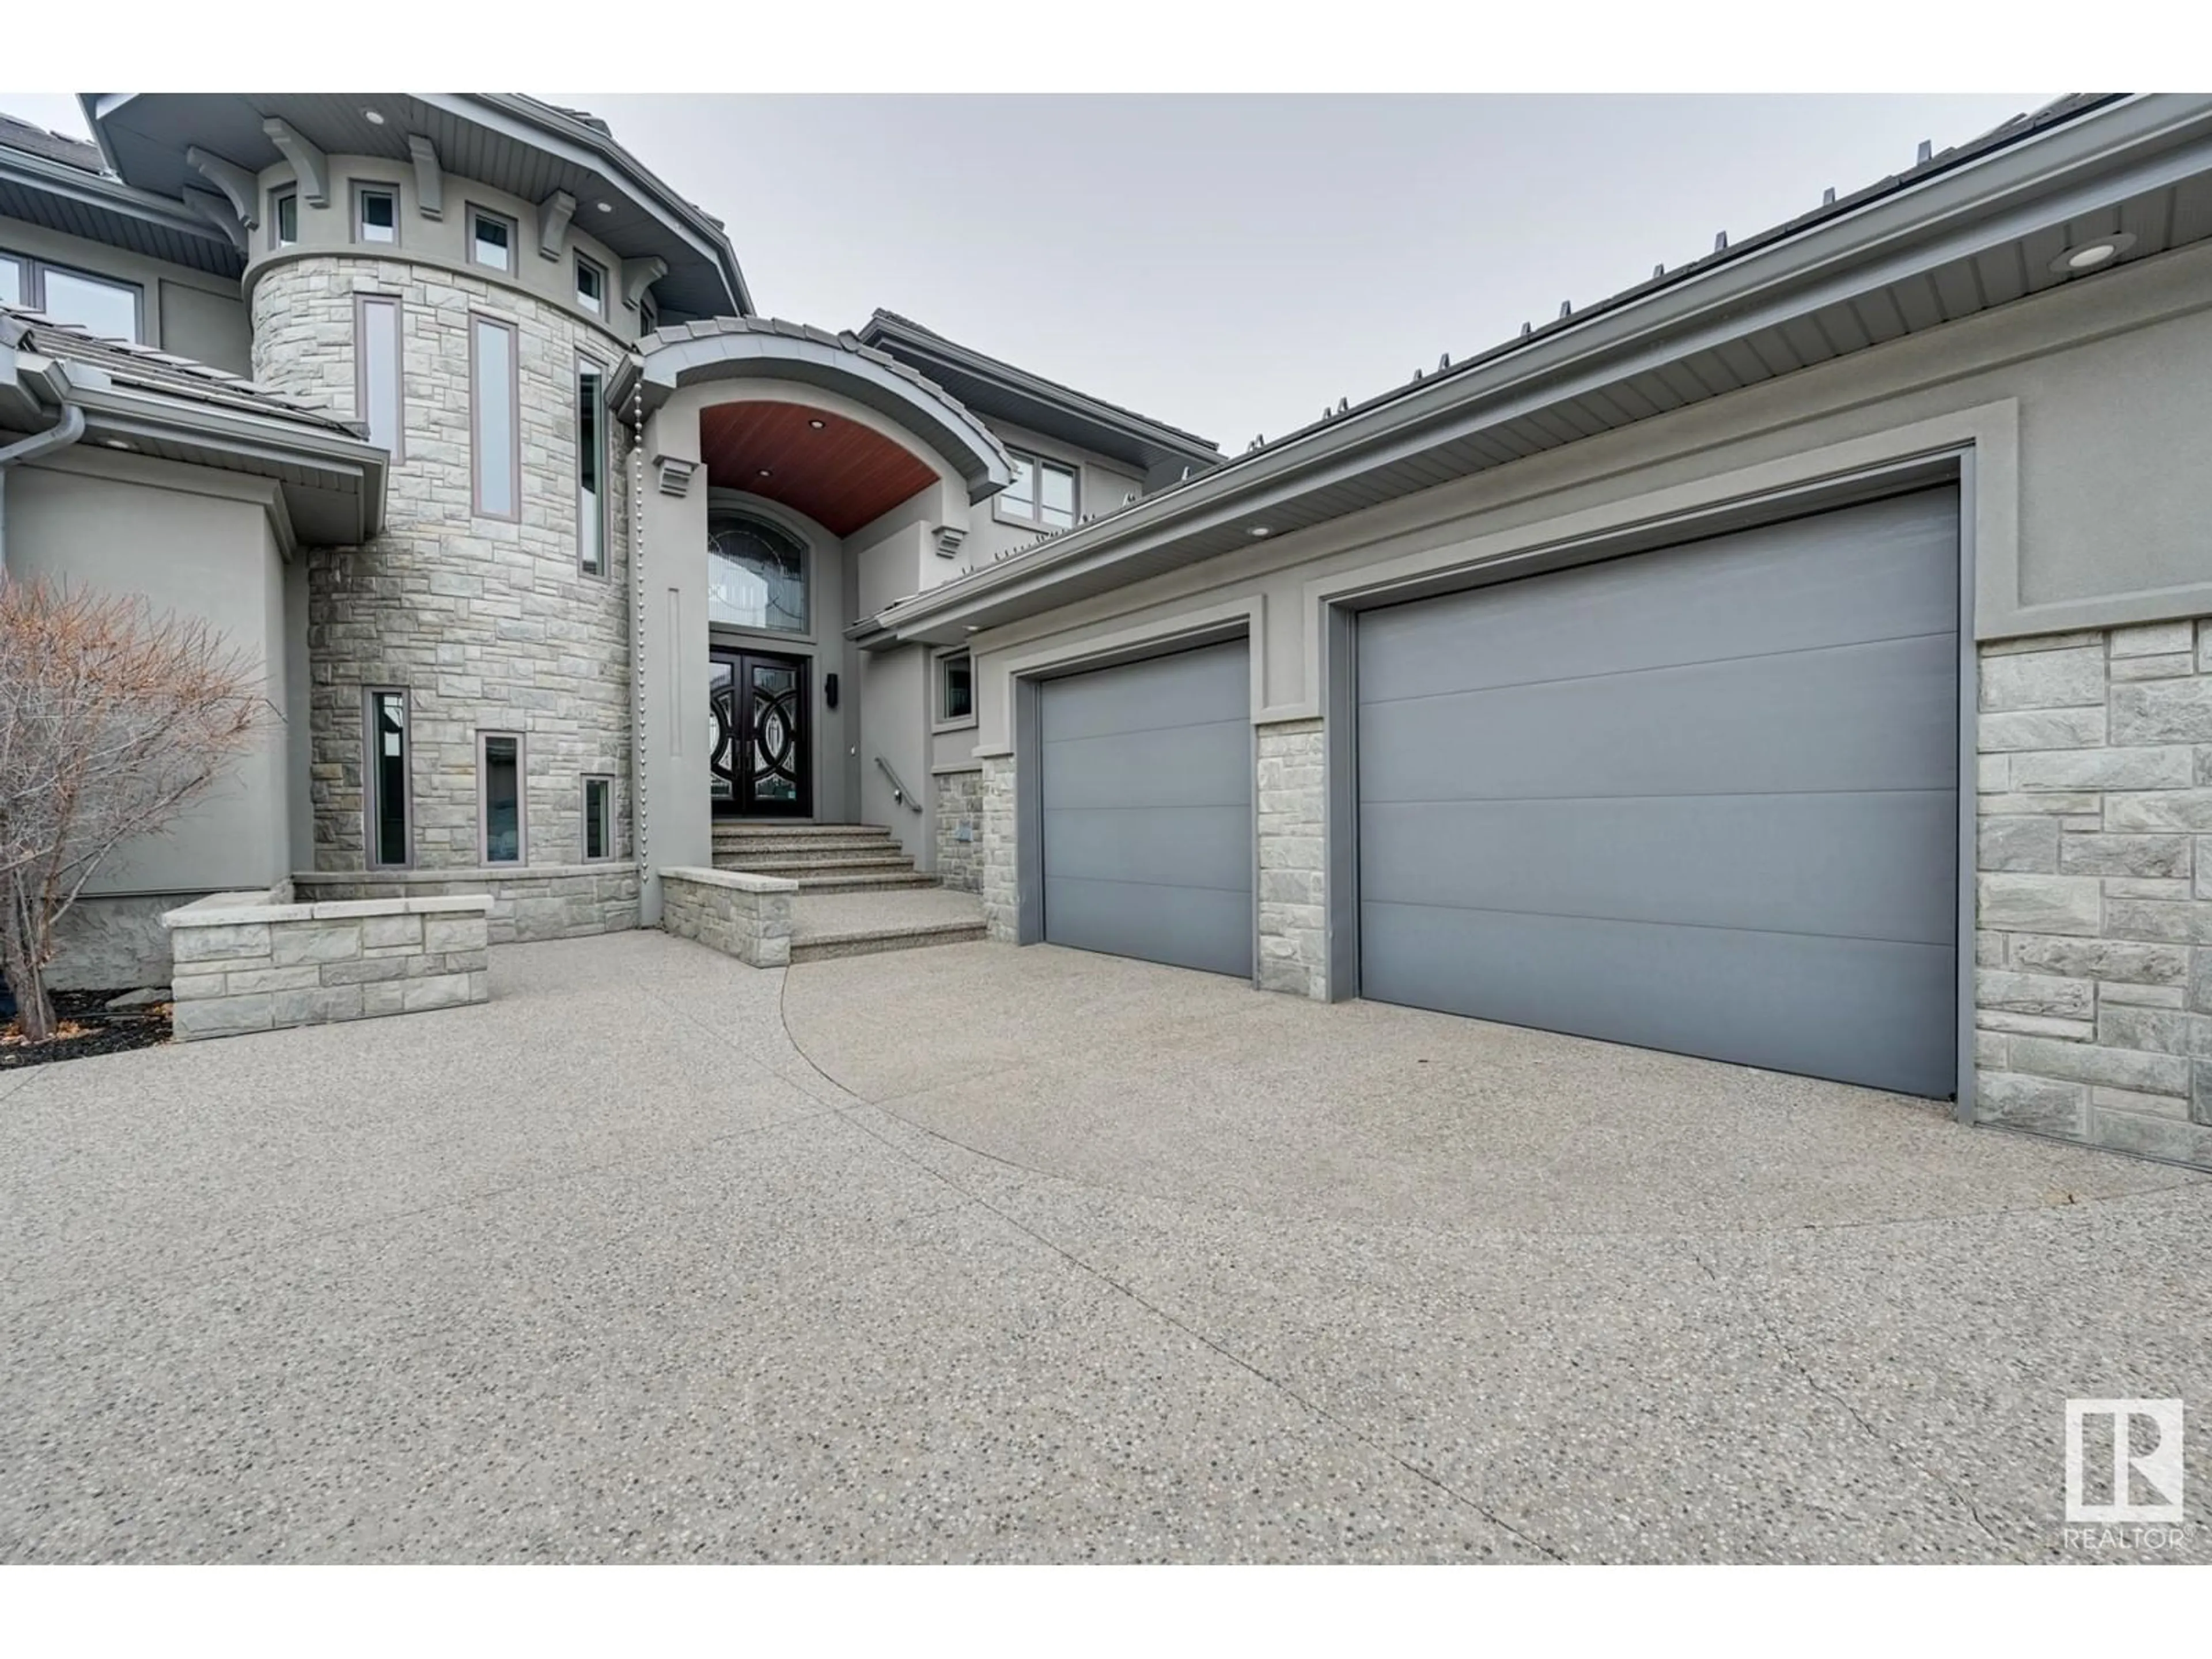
<box><xmin>0</xmin><ymin>383</ymin><xmax>87</xmax><ymax>577</ymax></box>
<box><xmin>867</xmin><ymin>91</ymin><xmax>2212</xmax><ymax>642</ymax></box>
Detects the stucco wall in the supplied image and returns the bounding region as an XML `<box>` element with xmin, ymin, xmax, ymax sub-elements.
<box><xmin>6</xmin><ymin>453</ymin><xmax>293</xmax><ymax>895</ymax></box>
<box><xmin>251</xmin><ymin>255</ymin><xmax>633</xmax><ymax>891</ymax></box>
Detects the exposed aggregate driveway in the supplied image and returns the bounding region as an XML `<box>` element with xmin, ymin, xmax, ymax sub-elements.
<box><xmin>2</xmin><ymin>930</ymin><xmax>2206</xmax><ymax>1562</ymax></box>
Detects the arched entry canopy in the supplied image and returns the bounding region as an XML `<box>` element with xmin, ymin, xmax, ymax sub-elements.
<box><xmin>618</xmin><ymin>316</ymin><xmax>1015</xmax><ymax>510</ymax></box>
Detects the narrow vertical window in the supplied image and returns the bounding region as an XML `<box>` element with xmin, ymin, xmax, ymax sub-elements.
<box><xmin>0</xmin><ymin>255</ymin><xmax>22</xmax><ymax>305</ymax></box>
<box><xmin>576</xmin><ymin>356</ymin><xmax>605</xmax><ymax>575</ymax></box>
<box><xmin>575</xmin><ymin>255</ymin><xmax>605</xmax><ymax>315</ymax></box>
<box><xmin>356</xmin><ymin>185</ymin><xmax>398</xmax><ymax>245</ymax></box>
<box><xmin>480</xmin><ymin>733</ymin><xmax>524</xmax><ymax>865</ymax></box>
<box><xmin>471</xmin><ymin>316</ymin><xmax>517</xmax><ymax>520</ymax></box>
<box><xmin>366</xmin><ymin>689</ymin><xmax>410</xmax><ymax>867</ymax></box>
<box><xmin>272</xmin><ymin>189</ymin><xmax>298</xmax><ymax>249</ymax></box>
<box><xmin>355</xmin><ymin>296</ymin><xmax>403</xmax><ymax>460</ymax></box>
<box><xmin>937</xmin><ymin>650</ymin><xmax>974</xmax><ymax>724</ymax></box>
<box><xmin>582</xmin><ymin>777</ymin><xmax>613</xmax><ymax>861</ymax></box>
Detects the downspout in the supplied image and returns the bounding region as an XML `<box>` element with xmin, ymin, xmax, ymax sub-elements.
<box><xmin>0</xmin><ymin>400</ymin><xmax>88</xmax><ymax>578</ymax></box>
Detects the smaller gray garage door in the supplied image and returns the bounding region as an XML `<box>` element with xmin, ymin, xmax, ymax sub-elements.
<box><xmin>1040</xmin><ymin>640</ymin><xmax>1252</xmax><ymax>978</ymax></box>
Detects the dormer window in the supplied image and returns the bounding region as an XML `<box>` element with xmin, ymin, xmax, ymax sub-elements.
<box><xmin>355</xmin><ymin>185</ymin><xmax>398</xmax><ymax>245</ymax></box>
<box><xmin>469</xmin><ymin>207</ymin><xmax>514</xmax><ymax>273</ymax></box>
<box><xmin>575</xmin><ymin>255</ymin><xmax>605</xmax><ymax>316</ymax></box>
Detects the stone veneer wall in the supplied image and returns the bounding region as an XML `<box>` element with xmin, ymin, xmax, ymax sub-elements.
<box><xmin>292</xmin><ymin>865</ymin><xmax>638</xmax><ymax>946</ymax></box>
<box><xmin>978</xmin><ymin>756</ymin><xmax>1018</xmax><ymax>943</ymax></box>
<box><xmin>251</xmin><ymin>258</ymin><xmax>632</xmax><ymax>894</ymax></box>
<box><xmin>934</xmin><ymin>769</ymin><xmax>984</xmax><ymax>895</ymax></box>
<box><xmin>1256</xmin><ymin>719</ymin><xmax>1328</xmax><ymax>1000</ymax></box>
<box><xmin>165</xmin><ymin>890</ymin><xmax>490</xmax><ymax>1041</ymax></box>
<box><xmin>660</xmin><ymin>868</ymin><xmax>796</xmax><ymax>968</ymax></box>
<box><xmin>1975</xmin><ymin>616</ymin><xmax>2212</xmax><ymax>1166</ymax></box>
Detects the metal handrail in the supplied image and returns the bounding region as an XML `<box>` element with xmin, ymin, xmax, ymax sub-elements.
<box><xmin>874</xmin><ymin>754</ymin><xmax>925</xmax><ymax>813</ymax></box>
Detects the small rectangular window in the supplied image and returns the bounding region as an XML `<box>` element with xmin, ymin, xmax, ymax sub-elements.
<box><xmin>356</xmin><ymin>185</ymin><xmax>398</xmax><ymax>245</ymax></box>
<box><xmin>272</xmin><ymin>189</ymin><xmax>298</xmax><ymax>249</ymax></box>
<box><xmin>470</xmin><ymin>207</ymin><xmax>514</xmax><ymax>272</ymax></box>
<box><xmin>480</xmin><ymin>733</ymin><xmax>525</xmax><ymax>865</ymax></box>
<box><xmin>38</xmin><ymin>266</ymin><xmax>142</xmax><ymax>343</ymax></box>
<box><xmin>365</xmin><ymin>689</ymin><xmax>410</xmax><ymax>867</ymax></box>
<box><xmin>0</xmin><ymin>255</ymin><xmax>22</xmax><ymax>306</ymax></box>
<box><xmin>355</xmin><ymin>296</ymin><xmax>403</xmax><ymax>459</ymax></box>
<box><xmin>471</xmin><ymin>315</ymin><xmax>518</xmax><ymax>520</ymax></box>
<box><xmin>577</xmin><ymin>356</ymin><xmax>605</xmax><ymax>575</ymax></box>
<box><xmin>997</xmin><ymin>449</ymin><xmax>1078</xmax><ymax>531</ymax></box>
<box><xmin>937</xmin><ymin>650</ymin><xmax>974</xmax><ymax>725</ymax></box>
<box><xmin>575</xmin><ymin>255</ymin><xmax>605</xmax><ymax>315</ymax></box>
<box><xmin>582</xmin><ymin>776</ymin><xmax>613</xmax><ymax>862</ymax></box>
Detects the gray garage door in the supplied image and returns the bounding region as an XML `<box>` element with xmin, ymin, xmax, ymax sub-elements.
<box><xmin>1040</xmin><ymin>640</ymin><xmax>1252</xmax><ymax>977</ymax></box>
<box><xmin>1357</xmin><ymin>487</ymin><xmax>1959</xmax><ymax>1097</ymax></box>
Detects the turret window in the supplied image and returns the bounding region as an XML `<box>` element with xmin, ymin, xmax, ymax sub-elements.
<box><xmin>469</xmin><ymin>207</ymin><xmax>515</xmax><ymax>273</ymax></box>
<box><xmin>355</xmin><ymin>185</ymin><xmax>398</xmax><ymax>245</ymax></box>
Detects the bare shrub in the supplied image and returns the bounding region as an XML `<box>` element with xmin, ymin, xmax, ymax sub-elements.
<box><xmin>0</xmin><ymin>578</ymin><xmax>268</xmax><ymax>1042</ymax></box>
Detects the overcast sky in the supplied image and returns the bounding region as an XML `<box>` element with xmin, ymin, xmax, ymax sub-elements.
<box><xmin>6</xmin><ymin>93</ymin><xmax>2047</xmax><ymax>448</ymax></box>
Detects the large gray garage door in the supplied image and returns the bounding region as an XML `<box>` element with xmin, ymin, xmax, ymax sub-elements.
<box><xmin>1040</xmin><ymin>640</ymin><xmax>1252</xmax><ymax>977</ymax></box>
<box><xmin>1357</xmin><ymin>487</ymin><xmax>1959</xmax><ymax>1097</ymax></box>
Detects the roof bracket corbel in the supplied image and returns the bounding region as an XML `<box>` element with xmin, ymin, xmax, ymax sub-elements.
<box><xmin>180</xmin><ymin>184</ymin><xmax>249</xmax><ymax>253</ymax></box>
<box><xmin>624</xmin><ymin>256</ymin><xmax>668</xmax><ymax>313</ymax></box>
<box><xmin>262</xmin><ymin>118</ymin><xmax>328</xmax><ymax>207</ymax></box>
<box><xmin>184</xmin><ymin>146</ymin><xmax>260</xmax><ymax>232</ymax></box>
<box><xmin>537</xmin><ymin>190</ymin><xmax>577</xmax><ymax>260</ymax></box>
<box><xmin>407</xmin><ymin>134</ymin><xmax>444</xmax><ymax>219</ymax></box>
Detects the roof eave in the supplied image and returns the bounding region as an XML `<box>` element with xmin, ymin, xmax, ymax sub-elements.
<box><xmin>868</xmin><ymin>91</ymin><xmax>2212</xmax><ymax>643</ymax></box>
<box><xmin>859</xmin><ymin>312</ymin><xmax>1222</xmax><ymax>464</ymax></box>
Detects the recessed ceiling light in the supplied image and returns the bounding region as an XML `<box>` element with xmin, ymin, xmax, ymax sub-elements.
<box><xmin>808</xmin><ymin>418</ymin><xmax>825</xmax><ymax>430</ymax></box>
<box><xmin>756</xmin><ymin>468</ymin><xmax>772</xmax><ymax>478</ymax></box>
<box><xmin>965</xmin><ymin>625</ymin><xmax>981</xmax><ymax>633</ymax></box>
<box><xmin>2050</xmin><ymin>232</ymin><xmax>2135</xmax><ymax>275</ymax></box>
<box><xmin>594</xmin><ymin>200</ymin><xmax>614</xmax><ymax>214</ymax></box>
<box><xmin>1247</xmin><ymin>525</ymin><xmax>1272</xmax><ymax>537</ymax></box>
<box><xmin>104</xmin><ymin>438</ymin><xmax>131</xmax><ymax>450</ymax></box>
<box><xmin>362</xmin><ymin>108</ymin><xmax>385</xmax><ymax>126</ymax></box>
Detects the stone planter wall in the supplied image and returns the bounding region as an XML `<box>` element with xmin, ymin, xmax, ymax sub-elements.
<box><xmin>291</xmin><ymin>865</ymin><xmax>638</xmax><ymax>945</ymax></box>
<box><xmin>164</xmin><ymin>890</ymin><xmax>491</xmax><ymax>1042</ymax></box>
<box><xmin>660</xmin><ymin>868</ymin><xmax>797</xmax><ymax>968</ymax></box>
<box><xmin>1974</xmin><ymin>616</ymin><xmax>2212</xmax><ymax>1166</ymax></box>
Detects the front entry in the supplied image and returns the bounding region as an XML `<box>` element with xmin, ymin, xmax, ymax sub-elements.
<box><xmin>709</xmin><ymin>647</ymin><xmax>812</xmax><ymax>817</ymax></box>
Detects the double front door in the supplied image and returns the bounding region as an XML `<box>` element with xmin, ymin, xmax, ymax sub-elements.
<box><xmin>709</xmin><ymin>647</ymin><xmax>811</xmax><ymax>817</ymax></box>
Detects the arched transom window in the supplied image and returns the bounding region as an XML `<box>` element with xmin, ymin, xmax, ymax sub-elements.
<box><xmin>706</xmin><ymin>514</ymin><xmax>809</xmax><ymax>634</ymax></box>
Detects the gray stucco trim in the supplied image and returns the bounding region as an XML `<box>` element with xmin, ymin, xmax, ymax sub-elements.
<box><xmin>1953</xmin><ymin>449</ymin><xmax>1980</xmax><ymax>1124</ymax></box>
<box><xmin>1012</xmin><ymin>675</ymin><xmax>1044</xmax><ymax>947</ymax></box>
<box><xmin>1322</xmin><ymin>601</ymin><xmax>1359</xmax><ymax>1003</ymax></box>
<box><xmin>629</xmin><ymin>322</ymin><xmax>1015</xmax><ymax>503</ymax></box>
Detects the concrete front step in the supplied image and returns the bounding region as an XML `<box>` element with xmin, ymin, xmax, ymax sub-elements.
<box><xmin>789</xmin><ymin>919</ymin><xmax>989</xmax><ymax>963</ymax></box>
<box><xmin>714</xmin><ymin>821</ymin><xmax>893</xmax><ymax>840</ymax></box>
<box><xmin>713</xmin><ymin>842</ymin><xmax>912</xmax><ymax>866</ymax></box>
<box><xmin>783</xmin><ymin>872</ymin><xmax>940</xmax><ymax>895</ymax></box>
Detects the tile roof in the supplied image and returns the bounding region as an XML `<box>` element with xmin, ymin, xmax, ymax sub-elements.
<box><xmin>864</xmin><ymin>308</ymin><xmax>1221</xmax><ymax>453</ymax></box>
<box><xmin>1</xmin><ymin>302</ymin><xmax>366</xmax><ymax>438</ymax></box>
<box><xmin>0</xmin><ymin>110</ymin><xmax>105</xmax><ymax>175</ymax></box>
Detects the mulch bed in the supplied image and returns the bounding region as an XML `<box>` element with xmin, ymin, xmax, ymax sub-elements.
<box><xmin>0</xmin><ymin>988</ymin><xmax>172</xmax><ymax>1069</ymax></box>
